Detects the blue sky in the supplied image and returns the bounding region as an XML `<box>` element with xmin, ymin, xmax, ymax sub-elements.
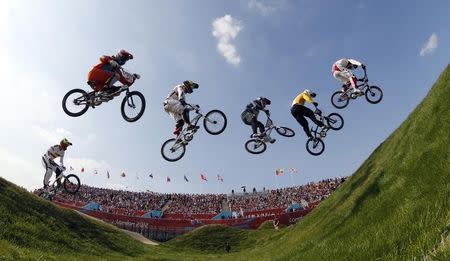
<box><xmin>0</xmin><ymin>0</ymin><xmax>448</xmax><ymax>194</ymax></box>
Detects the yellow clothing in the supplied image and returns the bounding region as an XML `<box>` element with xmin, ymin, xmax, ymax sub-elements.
<box><xmin>292</xmin><ymin>91</ymin><xmax>314</xmax><ymax>106</ymax></box>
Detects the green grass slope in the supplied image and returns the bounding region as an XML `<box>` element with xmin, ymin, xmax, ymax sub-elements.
<box><xmin>0</xmin><ymin>177</ymin><xmax>148</xmax><ymax>260</ymax></box>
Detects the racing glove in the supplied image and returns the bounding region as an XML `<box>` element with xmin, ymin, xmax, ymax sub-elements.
<box><xmin>313</xmin><ymin>102</ymin><xmax>318</xmax><ymax>107</ymax></box>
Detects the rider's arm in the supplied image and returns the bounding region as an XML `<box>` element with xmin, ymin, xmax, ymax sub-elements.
<box><xmin>348</xmin><ymin>59</ymin><xmax>362</xmax><ymax>67</ymax></box>
<box><xmin>303</xmin><ymin>93</ymin><xmax>314</xmax><ymax>104</ymax></box>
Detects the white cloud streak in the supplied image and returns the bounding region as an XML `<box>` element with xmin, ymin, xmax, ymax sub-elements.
<box><xmin>212</xmin><ymin>15</ymin><xmax>243</xmax><ymax>66</ymax></box>
<box><xmin>248</xmin><ymin>0</ymin><xmax>276</xmax><ymax>15</ymax></box>
<box><xmin>420</xmin><ymin>33</ymin><xmax>438</xmax><ymax>56</ymax></box>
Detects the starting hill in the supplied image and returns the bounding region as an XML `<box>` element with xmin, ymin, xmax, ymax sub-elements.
<box><xmin>1</xmin><ymin>66</ymin><xmax>450</xmax><ymax>260</ymax></box>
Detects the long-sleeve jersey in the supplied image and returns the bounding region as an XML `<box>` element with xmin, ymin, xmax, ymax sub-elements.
<box><xmin>332</xmin><ymin>58</ymin><xmax>362</xmax><ymax>74</ymax></box>
<box><xmin>166</xmin><ymin>84</ymin><xmax>186</xmax><ymax>101</ymax></box>
<box><xmin>292</xmin><ymin>91</ymin><xmax>315</xmax><ymax>106</ymax></box>
<box><xmin>44</xmin><ymin>145</ymin><xmax>65</xmax><ymax>165</ymax></box>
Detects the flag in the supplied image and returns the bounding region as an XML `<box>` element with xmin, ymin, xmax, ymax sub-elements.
<box><xmin>81</xmin><ymin>167</ymin><xmax>85</xmax><ymax>173</ymax></box>
<box><xmin>200</xmin><ymin>174</ymin><xmax>208</xmax><ymax>181</ymax></box>
<box><xmin>184</xmin><ymin>175</ymin><xmax>189</xmax><ymax>182</ymax></box>
<box><xmin>149</xmin><ymin>173</ymin><xmax>153</xmax><ymax>179</ymax></box>
<box><xmin>107</xmin><ymin>171</ymin><xmax>110</xmax><ymax>179</ymax></box>
<box><xmin>275</xmin><ymin>168</ymin><xmax>284</xmax><ymax>176</ymax></box>
<box><xmin>217</xmin><ymin>174</ymin><xmax>224</xmax><ymax>182</ymax></box>
<box><xmin>289</xmin><ymin>167</ymin><xmax>298</xmax><ymax>174</ymax></box>
<box><xmin>167</xmin><ymin>176</ymin><xmax>171</xmax><ymax>182</ymax></box>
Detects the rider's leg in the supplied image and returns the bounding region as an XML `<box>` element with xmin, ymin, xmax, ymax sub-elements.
<box><xmin>42</xmin><ymin>158</ymin><xmax>53</xmax><ymax>189</ymax></box>
<box><xmin>291</xmin><ymin>105</ymin><xmax>312</xmax><ymax>138</ymax></box>
<box><xmin>174</xmin><ymin>119</ymin><xmax>184</xmax><ymax>136</ymax></box>
<box><xmin>54</xmin><ymin>167</ymin><xmax>62</xmax><ymax>187</ymax></box>
<box><xmin>303</xmin><ymin>106</ymin><xmax>324</xmax><ymax>127</ymax></box>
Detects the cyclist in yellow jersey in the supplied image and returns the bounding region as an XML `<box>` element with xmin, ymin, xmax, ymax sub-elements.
<box><xmin>291</xmin><ymin>89</ymin><xmax>325</xmax><ymax>138</ymax></box>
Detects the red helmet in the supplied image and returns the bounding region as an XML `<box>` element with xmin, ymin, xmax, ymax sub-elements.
<box><xmin>117</xmin><ymin>49</ymin><xmax>133</xmax><ymax>60</ymax></box>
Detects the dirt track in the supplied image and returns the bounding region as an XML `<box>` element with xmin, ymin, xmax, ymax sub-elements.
<box><xmin>75</xmin><ymin>210</ymin><xmax>159</xmax><ymax>245</ymax></box>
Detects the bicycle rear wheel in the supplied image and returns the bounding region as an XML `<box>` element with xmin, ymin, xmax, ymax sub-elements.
<box><xmin>331</xmin><ymin>91</ymin><xmax>349</xmax><ymax>109</ymax></box>
<box><xmin>245</xmin><ymin>139</ymin><xmax>267</xmax><ymax>154</ymax></box>
<box><xmin>306</xmin><ymin>138</ymin><xmax>325</xmax><ymax>156</ymax></box>
<box><xmin>365</xmin><ymin>86</ymin><xmax>383</xmax><ymax>104</ymax></box>
<box><xmin>62</xmin><ymin>89</ymin><xmax>89</xmax><ymax>117</ymax></box>
<box><xmin>161</xmin><ymin>138</ymin><xmax>186</xmax><ymax>162</ymax></box>
<box><xmin>63</xmin><ymin>174</ymin><xmax>81</xmax><ymax>194</ymax></box>
<box><xmin>204</xmin><ymin>110</ymin><xmax>227</xmax><ymax>135</ymax></box>
<box><xmin>275</xmin><ymin>127</ymin><xmax>295</xmax><ymax>137</ymax></box>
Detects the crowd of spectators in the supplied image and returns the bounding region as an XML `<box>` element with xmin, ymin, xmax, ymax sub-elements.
<box><xmin>165</xmin><ymin>193</ymin><xmax>225</xmax><ymax>214</ymax></box>
<box><xmin>33</xmin><ymin>177</ymin><xmax>346</xmax><ymax>216</ymax></box>
<box><xmin>228</xmin><ymin>177</ymin><xmax>347</xmax><ymax>212</ymax></box>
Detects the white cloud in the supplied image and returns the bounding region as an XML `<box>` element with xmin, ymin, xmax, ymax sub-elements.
<box><xmin>420</xmin><ymin>33</ymin><xmax>438</xmax><ymax>56</ymax></box>
<box><xmin>212</xmin><ymin>15</ymin><xmax>243</xmax><ymax>66</ymax></box>
<box><xmin>248</xmin><ymin>0</ymin><xmax>276</xmax><ymax>15</ymax></box>
<box><xmin>32</xmin><ymin>125</ymin><xmax>73</xmax><ymax>144</ymax></box>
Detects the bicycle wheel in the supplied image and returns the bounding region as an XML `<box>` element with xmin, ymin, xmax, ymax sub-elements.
<box><xmin>203</xmin><ymin>110</ymin><xmax>227</xmax><ymax>135</ymax></box>
<box><xmin>365</xmin><ymin>86</ymin><xmax>383</xmax><ymax>104</ymax></box>
<box><xmin>326</xmin><ymin>113</ymin><xmax>344</xmax><ymax>131</ymax></box>
<box><xmin>275</xmin><ymin>127</ymin><xmax>295</xmax><ymax>137</ymax></box>
<box><xmin>331</xmin><ymin>91</ymin><xmax>349</xmax><ymax>109</ymax></box>
<box><xmin>245</xmin><ymin>139</ymin><xmax>267</xmax><ymax>154</ymax></box>
<box><xmin>63</xmin><ymin>174</ymin><xmax>81</xmax><ymax>194</ymax></box>
<box><xmin>161</xmin><ymin>138</ymin><xmax>186</xmax><ymax>162</ymax></box>
<box><xmin>121</xmin><ymin>91</ymin><xmax>146</xmax><ymax>122</ymax></box>
<box><xmin>62</xmin><ymin>89</ymin><xmax>89</xmax><ymax>117</ymax></box>
<box><xmin>306</xmin><ymin>138</ymin><xmax>325</xmax><ymax>156</ymax></box>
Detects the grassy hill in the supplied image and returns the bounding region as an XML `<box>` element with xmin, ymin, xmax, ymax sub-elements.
<box><xmin>1</xmin><ymin>65</ymin><xmax>449</xmax><ymax>260</ymax></box>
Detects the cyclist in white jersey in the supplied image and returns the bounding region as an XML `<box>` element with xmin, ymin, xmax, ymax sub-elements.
<box><xmin>163</xmin><ymin>80</ymin><xmax>199</xmax><ymax>136</ymax></box>
<box><xmin>332</xmin><ymin>58</ymin><xmax>366</xmax><ymax>94</ymax></box>
<box><xmin>42</xmin><ymin>138</ymin><xmax>72</xmax><ymax>188</ymax></box>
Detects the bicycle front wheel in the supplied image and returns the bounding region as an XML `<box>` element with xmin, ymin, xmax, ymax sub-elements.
<box><xmin>203</xmin><ymin>110</ymin><xmax>227</xmax><ymax>135</ymax></box>
<box><xmin>161</xmin><ymin>138</ymin><xmax>186</xmax><ymax>162</ymax></box>
<box><xmin>63</xmin><ymin>174</ymin><xmax>81</xmax><ymax>194</ymax></box>
<box><xmin>121</xmin><ymin>91</ymin><xmax>146</xmax><ymax>122</ymax></box>
<box><xmin>275</xmin><ymin>127</ymin><xmax>295</xmax><ymax>137</ymax></box>
<box><xmin>306</xmin><ymin>138</ymin><xmax>325</xmax><ymax>156</ymax></box>
<box><xmin>365</xmin><ymin>86</ymin><xmax>383</xmax><ymax>104</ymax></box>
<box><xmin>326</xmin><ymin>113</ymin><xmax>344</xmax><ymax>131</ymax></box>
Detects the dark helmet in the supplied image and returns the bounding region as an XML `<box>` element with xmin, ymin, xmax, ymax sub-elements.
<box><xmin>257</xmin><ymin>97</ymin><xmax>271</xmax><ymax>106</ymax></box>
<box><xmin>183</xmin><ymin>80</ymin><xmax>199</xmax><ymax>93</ymax></box>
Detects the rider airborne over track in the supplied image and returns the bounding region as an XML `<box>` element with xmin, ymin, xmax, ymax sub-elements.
<box><xmin>164</xmin><ymin>80</ymin><xmax>200</xmax><ymax>137</ymax></box>
<box><xmin>291</xmin><ymin>89</ymin><xmax>325</xmax><ymax>138</ymax></box>
<box><xmin>332</xmin><ymin>58</ymin><xmax>366</xmax><ymax>95</ymax></box>
<box><xmin>241</xmin><ymin>97</ymin><xmax>275</xmax><ymax>143</ymax></box>
<box><xmin>87</xmin><ymin>49</ymin><xmax>139</xmax><ymax>94</ymax></box>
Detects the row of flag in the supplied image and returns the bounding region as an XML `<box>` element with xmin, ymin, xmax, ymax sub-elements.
<box><xmin>69</xmin><ymin>166</ymin><xmax>225</xmax><ymax>183</ymax></box>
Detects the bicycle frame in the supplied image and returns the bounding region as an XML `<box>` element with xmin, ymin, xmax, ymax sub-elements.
<box><xmin>169</xmin><ymin>104</ymin><xmax>204</xmax><ymax>150</ymax></box>
<box><xmin>341</xmin><ymin>69</ymin><xmax>370</xmax><ymax>97</ymax></box>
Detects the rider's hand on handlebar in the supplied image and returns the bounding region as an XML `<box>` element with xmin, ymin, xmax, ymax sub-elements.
<box><xmin>312</xmin><ymin>102</ymin><xmax>318</xmax><ymax>107</ymax></box>
<box><xmin>133</xmin><ymin>73</ymin><xmax>141</xmax><ymax>79</ymax></box>
<box><xmin>361</xmin><ymin>64</ymin><xmax>366</xmax><ymax>70</ymax></box>
<box><xmin>180</xmin><ymin>99</ymin><xmax>187</xmax><ymax>106</ymax></box>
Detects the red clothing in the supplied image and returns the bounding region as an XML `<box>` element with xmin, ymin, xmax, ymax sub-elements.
<box><xmin>87</xmin><ymin>55</ymin><xmax>116</xmax><ymax>91</ymax></box>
